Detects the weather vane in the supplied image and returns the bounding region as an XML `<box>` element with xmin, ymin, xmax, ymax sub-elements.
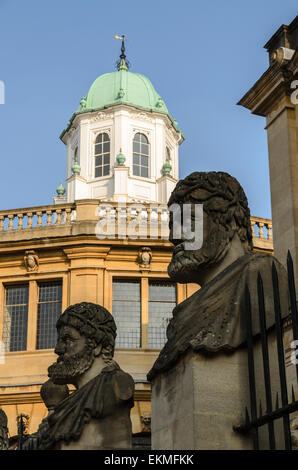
<box><xmin>115</xmin><ymin>34</ymin><xmax>131</xmax><ymax>70</ymax></box>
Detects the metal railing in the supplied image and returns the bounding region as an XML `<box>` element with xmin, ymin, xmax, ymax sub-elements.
<box><xmin>234</xmin><ymin>251</ymin><xmax>298</xmax><ymax>450</ymax></box>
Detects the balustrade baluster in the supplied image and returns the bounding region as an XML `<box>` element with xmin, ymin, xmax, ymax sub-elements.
<box><xmin>65</xmin><ymin>208</ymin><xmax>71</xmax><ymax>224</ymax></box>
<box><xmin>27</xmin><ymin>212</ymin><xmax>33</xmax><ymax>229</ymax></box>
<box><xmin>7</xmin><ymin>214</ymin><xmax>14</xmax><ymax>230</ymax></box>
<box><xmin>17</xmin><ymin>214</ymin><xmax>23</xmax><ymax>230</ymax></box>
<box><xmin>36</xmin><ymin>211</ymin><xmax>42</xmax><ymax>227</ymax></box>
<box><xmin>56</xmin><ymin>209</ymin><xmax>62</xmax><ymax>225</ymax></box>
<box><xmin>46</xmin><ymin>210</ymin><xmax>52</xmax><ymax>226</ymax></box>
<box><xmin>251</xmin><ymin>221</ymin><xmax>256</xmax><ymax>238</ymax></box>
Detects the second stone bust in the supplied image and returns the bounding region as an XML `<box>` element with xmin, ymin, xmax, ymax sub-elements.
<box><xmin>39</xmin><ymin>302</ymin><xmax>134</xmax><ymax>450</ymax></box>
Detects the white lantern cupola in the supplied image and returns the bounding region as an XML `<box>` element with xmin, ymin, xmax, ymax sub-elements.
<box><xmin>59</xmin><ymin>38</ymin><xmax>184</xmax><ymax>204</ymax></box>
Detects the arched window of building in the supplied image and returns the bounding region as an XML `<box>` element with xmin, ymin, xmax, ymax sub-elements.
<box><xmin>95</xmin><ymin>133</ymin><xmax>110</xmax><ymax>178</ymax></box>
<box><xmin>133</xmin><ymin>133</ymin><xmax>149</xmax><ymax>178</ymax></box>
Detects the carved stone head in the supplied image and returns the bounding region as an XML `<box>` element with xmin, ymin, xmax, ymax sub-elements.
<box><xmin>167</xmin><ymin>171</ymin><xmax>252</xmax><ymax>283</ymax></box>
<box><xmin>141</xmin><ymin>413</ymin><xmax>151</xmax><ymax>433</ymax></box>
<box><xmin>48</xmin><ymin>302</ymin><xmax>117</xmax><ymax>386</ymax></box>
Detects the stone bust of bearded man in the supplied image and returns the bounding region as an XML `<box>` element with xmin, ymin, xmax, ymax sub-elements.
<box><xmin>37</xmin><ymin>302</ymin><xmax>134</xmax><ymax>450</ymax></box>
<box><xmin>148</xmin><ymin>171</ymin><xmax>289</xmax><ymax>380</ymax></box>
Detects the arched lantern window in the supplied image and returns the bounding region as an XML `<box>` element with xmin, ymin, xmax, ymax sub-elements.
<box><xmin>95</xmin><ymin>133</ymin><xmax>110</xmax><ymax>177</ymax></box>
<box><xmin>133</xmin><ymin>133</ymin><xmax>149</xmax><ymax>178</ymax></box>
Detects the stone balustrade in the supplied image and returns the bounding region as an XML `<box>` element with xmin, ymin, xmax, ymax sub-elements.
<box><xmin>250</xmin><ymin>215</ymin><xmax>273</xmax><ymax>241</ymax></box>
<box><xmin>250</xmin><ymin>215</ymin><xmax>273</xmax><ymax>251</ymax></box>
<box><xmin>0</xmin><ymin>204</ymin><xmax>76</xmax><ymax>232</ymax></box>
<box><xmin>0</xmin><ymin>201</ymin><xmax>274</xmax><ymax>252</ymax></box>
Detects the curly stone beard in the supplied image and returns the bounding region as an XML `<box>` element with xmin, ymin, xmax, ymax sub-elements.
<box><xmin>48</xmin><ymin>344</ymin><xmax>94</xmax><ymax>385</ymax></box>
<box><xmin>168</xmin><ymin>223</ymin><xmax>231</xmax><ymax>283</ymax></box>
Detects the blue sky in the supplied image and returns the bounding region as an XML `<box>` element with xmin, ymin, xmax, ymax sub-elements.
<box><xmin>0</xmin><ymin>0</ymin><xmax>297</xmax><ymax>218</ymax></box>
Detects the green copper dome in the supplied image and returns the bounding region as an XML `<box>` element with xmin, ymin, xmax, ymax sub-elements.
<box><xmin>78</xmin><ymin>69</ymin><xmax>169</xmax><ymax>115</ymax></box>
<box><xmin>60</xmin><ymin>66</ymin><xmax>184</xmax><ymax>140</ymax></box>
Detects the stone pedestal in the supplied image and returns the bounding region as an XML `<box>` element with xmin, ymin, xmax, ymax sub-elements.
<box><xmin>157</xmin><ymin>175</ymin><xmax>177</xmax><ymax>204</ymax></box>
<box><xmin>151</xmin><ymin>330</ymin><xmax>285</xmax><ymax>450</ymax></box>
<box><xmin>59</xmin><ymin>411</ymin><xmax>132</xmax><ymax>450</ymax></box>
<box><xmin>66</xmin><ymin>174</ymin><xmax>88</xmax><ymax>202</ymax></box>
<box><xmin>114</xmin><ymin>166</ymin><xmax>129</xmax><ymax>201</ymax></box>
<box><xmin>151</xmin><ymin>349</ymin><xmax>252</xmax><ymax>450</ymax></box>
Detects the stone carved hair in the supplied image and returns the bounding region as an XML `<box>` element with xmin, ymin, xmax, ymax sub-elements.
<box><xmin>56</xmin><ymin>302</ymin><xmax>117</xmax><ymax>364</ymax></box>
<box><xmin>168</xmin><ymin>171</ymin><xmax>253</xmax><ymax>250</ymax></box>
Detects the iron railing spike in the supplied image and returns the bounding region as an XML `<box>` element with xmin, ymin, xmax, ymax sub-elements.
<box><xmin>245</xmin><ymin>407</ymin><xmax>250</xmax><ymax>424</ymax></box>
<box><xmin>275</xmin><ymin>392</ymin><xmax>279</xmax><ymax>410</ymax></box>
<box><xmin>244</xmin><ymin>282</ymin><xmax>259</xmax><ymax>449</ymax></box>
<box><xmin>292</xmin><ymin>384</ymin><xmax>296</xmax><ymax>402</ymax></box>
<box><xmin>259</xmin><ymin>400</ymin><xmax>263</xmax><ymax>418</ymax></box>
<box><xmin>272</xmin><ymin>260</ymin><xmax>292</xmax><ymax>449</ymax></box>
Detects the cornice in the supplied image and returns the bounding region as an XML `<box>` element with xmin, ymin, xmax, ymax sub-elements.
<box><xmin>238</xmin><ymin>60</ymin><xmax>295</xmax><ymax>116</ymax></box>
<box><xmin>61</xmin><ymin>104</ymin><xmax>185</xmax><ymax>143</ymax></box>
<box><xmin>63</xmin><ymin>246</ymin><xmax>111</xmax><ymax>260</ymax></box>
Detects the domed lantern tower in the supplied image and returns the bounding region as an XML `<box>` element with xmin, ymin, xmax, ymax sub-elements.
<box><xmin>60</xmin><ymin>38</ymin><xmax>184</xmax><ymax>204</ymax></box>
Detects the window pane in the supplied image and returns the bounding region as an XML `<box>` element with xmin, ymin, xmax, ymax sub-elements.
<box><xmin>103</xmin><ymin>142</ymin><xmax>110</xmax><ymax>153</ymax></box>
<box><xmin>103</xmin><ymin>165</ymin><xmax>109</xmax><ymax>176</ymax></box>
<box><xmin>112</xmin><ymin>280</ymin><xmax>141</xmax><ymax>348</ymax></box>
<box><xmin>103</xmin><ymin>133</ymin><xmax>109</xmax><ymax>142</ymax></box>
<box><xmin>95</xmin><ymin>167</ymin><xmax>102</xmax><ymax>178</ymax></box>
<box><xmin>113</xmin><ymin>280</ymin><xmax>140</xmax><ymax>301</ymax></box>
<box><xmin>3</xmin><ymin>285</ymin><xmax>29</xmax><ymax>352</ymax></box>
<box><xmin>133</xmin><ymin>142</ymin><xmax>140</xmax><ymax>153</ymax></box>
<box><xmin>141</xmin><ymin>156</ymin><xmax>148</xmax><ymax>167</ymax></box>
<box><xmin>133</xmin><ymin>154</ymin><xmax>140</xmax><ymax>165</ymax></box>
<box><xmin>149</xmin><ymin>282</ymin><xmax>176</xmax><ymax>301</ymax></box>
<box><xmin>39</xmin><ymin>282</ymin><xmax>62</xmax><ymax>302</ymax></box>
<box><xmin>96</xmin><ymin>134</ymin><xmax>103</xmax><ymax>144</ymax></box>
<box><xmin>140</xmin><ymin>134</ymin><xmax>148</xmax><ymax>144</ymax></box>
<box><xmin>37</xmin><ymin>281</ymin><xmax>62</xmax><ymax>350</ymax></box>
<box><xmin>148</xmin><ymin>281</ymin><xmax>176</xmax><ymax>348</ymax></box>
<box><xmin>6</xmin><ymin>285</ymin><xmax>28</xmax><ymax>305</ymax></box>
<box><xmin>133</xmin><ymin>165</ymin><xmax>140</xmax><ymax>176</ymax></box>
<box><xmin>95</xmin><ymin>155</ymin><xmax>102</xmax><ymax>167</ymax></box>
<box><xmin>103</xmin><ymin>154</ymin><xmax>109</xmax><ymax>165</ymax></box>
<box><xmin>141</xmin><ymin>143</ymin><xmax>149</xmax><ymax>155</ymax></box>
<box><xmin>141</xmin><ymin>167</ymin><xmax>148</xmax><ymax>178</ymax></box>
<box><xmin>95</xmin><ymin>143</ymin><xmax>102</xmax><ymax>155</ymax></box>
